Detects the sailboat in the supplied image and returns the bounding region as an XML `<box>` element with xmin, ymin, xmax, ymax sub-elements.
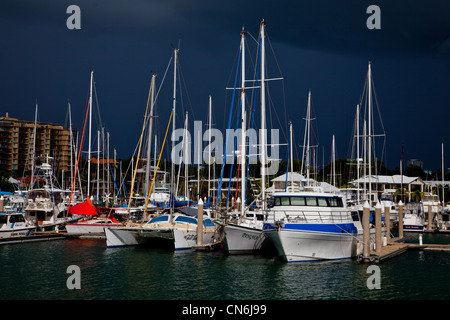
<box><xmin>105</xmin><ymin>49</ymin><xmax>219</xmax><ymax>249</ymax></box>
<box><xmin>65</xmin><ymin>197</ymin><xmax>123</xmax><ymax>234</ymax></box>
<box><xmin>347</xmin><ymin>62</ymin><xmax>389</xmax><ymax>246</ymax></box>
<box><xmin>223</xmin><ymin>21</ymin><xmax>276</xmax><ymax>254</ymax></box>
<box><xmin>64</xmin><ymin>71</ymin><xmax>125</xmax><ymax>233</ymax></box>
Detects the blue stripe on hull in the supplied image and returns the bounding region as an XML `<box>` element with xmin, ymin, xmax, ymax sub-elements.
<box><xmin>263</xmin><ymin>222</ymin><xmax>357</xmax><ymax>234</ymax></box>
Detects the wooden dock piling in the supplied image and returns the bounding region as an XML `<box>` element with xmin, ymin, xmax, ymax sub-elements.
<box><xmin>375</xmin><ymin>201</ymin><xmax>382</xmax><ymax>253</ymax></box>
<box><xmin>398</xmin><ymin>201</ymin><xmax>404</xmax><ymax>239</ymax></box>
<box><xmin>427</xmin><ymin>204</ymin><xmax>433</xmax><ymax>231</ymax></box>
<box><xmin>362</xmin><ymin>201</ymin><xmax>371</xmax><ymax>262</ymax></box>
<box><xmin>197</xmin><ymin>198</ymin><xmax>204</xmax><ymax>246</ymax></box>
<box><xmin>385</xmin><ymin>203</ymin><xmax>391</xmax><ymax>244</ymax></box>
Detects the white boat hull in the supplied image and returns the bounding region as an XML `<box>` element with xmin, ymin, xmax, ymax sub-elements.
<box><xmin>403</xmin><ymin>215</ymin><xmax>424</xmax><ymax>232</ymax></box>
<box><xmin>263</xmin><ymin>224</ymin><xmax>357</xmax><ymax>262</ymax></box>
<box><xmin>105</xmin><ymin>226</ymin><xmax>176</xmax><ymax>247</ymax></box>
<box><xmin>223</xmin><ymin>223</ymin><xmax>265</xmax><ymax>254</ymax></box>
<box><xmin>0</xmin><ymin>226</ymin><xmax>35</xmax><ymax>238</ymax></box>
<box><xmin>173</xmin><ymin>228</ymin><xmax>218</xmax><ymax>250</ymax></box>
<box><xmin>105</xmin><ymin>227</ymin><xmax>141</xmax><ymax>247</ymax></box>
<box><xmin>66</xmin><ymin>223</ymin><xmax>123</xmax><ymax>234</ymax></box>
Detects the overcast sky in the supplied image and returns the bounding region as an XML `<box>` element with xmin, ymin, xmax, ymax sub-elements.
<box><xmin>1</xmin><ymin>0</ymin><xmax>449</xmax><ymax>173</ymax></box>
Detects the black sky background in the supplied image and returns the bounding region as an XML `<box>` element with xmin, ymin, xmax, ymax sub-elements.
<box><xmin>1</xmin><ymin>0</ymin><xmax>449</xmax><ymax>173</ymax></box>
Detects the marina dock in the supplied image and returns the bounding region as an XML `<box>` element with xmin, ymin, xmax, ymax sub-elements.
<box><xmin>359</xmin><ymin>237</ymin><xmax>450</xmax><ymax>263</ymax></box>
<box><xmin>358</xmin><ymin>201</ymin><xmax>450</xmax><ymax>263</ymax></box>
<box><xmin>0</xmin><ymin>230</ymin><xmax>106</xmax><ymax>245</ymax></box>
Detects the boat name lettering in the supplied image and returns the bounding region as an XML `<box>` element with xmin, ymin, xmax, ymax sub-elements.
<box><xmin>184</xmin><ymin>234</ymin><xmax>197</xmax><ymax>241</ymax></box>
<box><xmin>242</xmin><ymin>232</ymin><xmax>259</xmax><ymax>241</ymax></box>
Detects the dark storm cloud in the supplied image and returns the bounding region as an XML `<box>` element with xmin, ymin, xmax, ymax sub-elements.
<box><xmin>0</xmin><ymin>0</ymin><xmax>449</xmax><ymax>170</ymax></box>
<box><xmin>2</xmin><ymin>0</ymin><xmax>448</xmax><ymax>57</ymax></box>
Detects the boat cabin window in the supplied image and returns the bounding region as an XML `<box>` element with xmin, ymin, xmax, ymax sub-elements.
<box><xmin>273</xmin><ymin>196</ymin><xmax>344</xmax><ymax>208</ymax></box>
<box><xmin>0</xmin><ymin>215</ymin><xmax>7</xmax><ymax>224</ymax></box>
<box><xmin>148</xmin><ymin>215</ymin><xmax>169</xmax><ymax>224</ymax></box>
<box><xmin>203</xmin><ymin>218</ymin><xmax>215</xmax><ymax>227</ymax></box>
<box><xmin>9</xmin><ymin>214</ymin><xmax>25</xmax><ymax>223</ymax></box>
<box><xmin>317</xmin><ymin>197</ymin><xmax>328</xmax><ymax>207</ymax></box>
<box><xmin>290</xmin><ymin>197</ymin><xmax>305</xmax><ymax>206</ymax></box>
<box><xmin>175</xmin><ymin>216</ymin><xmax>197</xmax><ymax>225</ymax></box>
<box><xmin>351</xmin><ymin>211</ymin><xmax>361</xmax><ymax>222</ymax></box>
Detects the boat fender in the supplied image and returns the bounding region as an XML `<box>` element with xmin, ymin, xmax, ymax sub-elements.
<box><xmin>275</xmin><ymin>221</ymin><xmax>285</xmax><ymax>231</ymax></box>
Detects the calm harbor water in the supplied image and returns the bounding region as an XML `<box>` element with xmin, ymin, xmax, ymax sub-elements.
<box><xmin>1</xmin><ymin>232</ymin><xmax>450</xmax><ymax>301</ymax></box>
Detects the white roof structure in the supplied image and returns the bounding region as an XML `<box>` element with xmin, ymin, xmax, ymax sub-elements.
<box><xmin>269</xmin><ymin>172</ymin><xmax>341</xmax><ymax>194</ymax></box>
<box><xmin>271</xmin><ymin>172</ymin><xmax>305</xmax><ymax>182</ymax></box>
<box><xmin>350</xmin><ymin>175</ymin><xmax>424</xmax><ymax>186</ymax></box>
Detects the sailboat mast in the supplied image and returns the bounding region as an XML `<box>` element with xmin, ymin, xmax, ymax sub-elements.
<box><xmin>332</xmin><ymin>134</ymin><xmax>336</xmax><ymax>187</ymax></box>
<box><xmin>68</xmin><ymin>102</ymin><xmax>74</xmax><ymax>192</ymax></box>
<box><xmin>87</xmin><ymin>70</ymin><xmax>93</xmax><ymax>197</ymax></box>
<box><xmin>184</xmin><ymin>111</ymin><xmax>188</xmax><ymax>200</ymax></box>
<box><xmin>367</xmin><ymin>62</ymin><xmax>372</xmax><ymax>204</ymax></box>
<box><xmin>97</xmin><ymin>130</ymin><xmax>100</xmax><ymax>200</ymax></box>
<box><xmin>145</xmin><ymin>74</ymin><xmax>156</xmax><ymax>197</ymax></box>
<box><xmin>356</xmin><ymin>104</ymin><xmax>360</xmax><ymax>203</ymax></box>
<box><xmin>171</xmin><ymin>48</ymin><xmax>178</xmax><ymax>216</ymax></box>
<box><xmin>260</xmin><ymin>19</ymin><xmax>267</xmax><ymax>210</ymax></box>
<box><xmin>306</xmin><ymin>90</ymin><xmax>312</xmax><ymax>184</ymax></box>
<box><xmin>442</xmin><ymin>143</ymin><xmax>445</xmax><ymax>206</ymax></box>
<box><xmin>30</xmin><ymin>102</ymin><xmax>38</xmax><ymax>190</ymax></box>
<box><xmin>208</xmin><ymin>95</ymin><xmax>212</xmax><ymax>199</ymax></box>
<box><xmin>289</xmin><ymin>120</ymin><xmax>293</xmax><ymax>189</ymax></box>
<box><xmin>240</xmin><ymin>28</ymin><xmax>246</xmax><ymax>217</ymax></box>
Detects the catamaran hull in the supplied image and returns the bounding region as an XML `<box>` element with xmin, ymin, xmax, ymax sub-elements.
<box><xmin>105</xmin><ymin>227</ymin><xmax>174</xmax><ymax>247</ymax></box>
<box><xmin>223</xmin><ymin>224</ymin><xmax>265</xmax><ymax>254</ymax></box>
<box><xmin>105</xmin><ymin>227</ymin><xmax>140</xmax><ymax>247</ymax></box>
<box><xmin>173</xmin><ymin>228</ymin><xmax>217</xmax><ymax>250</ymax></box>
<box><xmin>66</xmin><ymin>223</ymin><xmax>123</xmax><ymax>234</ymax></box>
<box><xmin>263</xmin><ymin>224</ymin><xmax>357</xmax><ymax>262</ymax></box>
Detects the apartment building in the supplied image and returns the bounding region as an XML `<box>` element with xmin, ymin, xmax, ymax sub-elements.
<box><xmin>0</xmin><ymin>112</ymin><xmax>73</xmax><ymax>175</ymax></box>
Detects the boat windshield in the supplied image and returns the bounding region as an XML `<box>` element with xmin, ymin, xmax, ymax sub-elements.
<box><xmin>272</xmin><ymin>196</ymin><xmax>344</xmax><ymax>208</ymax></box>
<box><xmin>147</xmin><ymin>215</ymin><xmax>169</xmax><ymax>224</ymax></box>
<box><xmin>174</xmin><ymin>216</ymin><xmax>197</xmax><ymax>225</ymax></box>
<box><xmin>9</xmin><ymin>214</ymin><xmax>26</xmax><ymax>223</ymax></box>
<box><xmin>203</xmin><ymin>218</ymin><xmax>215</xmax><ymax>227</ymax></box>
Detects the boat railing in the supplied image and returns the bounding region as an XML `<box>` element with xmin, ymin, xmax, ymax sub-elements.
<box><xmin>272</xmin><ymin>209</ymin><xmax>352</xmax><ymax>224</ymax></box>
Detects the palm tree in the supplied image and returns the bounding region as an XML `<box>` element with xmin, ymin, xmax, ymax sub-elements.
<box><xmin>411</xmin><ymin>190</ymin><xmax>423</xmax><ymax>202</ymax></box>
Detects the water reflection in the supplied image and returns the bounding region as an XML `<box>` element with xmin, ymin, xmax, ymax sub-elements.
<box><xmin>2</xmin><ymin>234</ymin><xmax>450</xmax><ymax>300</ymax></box>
